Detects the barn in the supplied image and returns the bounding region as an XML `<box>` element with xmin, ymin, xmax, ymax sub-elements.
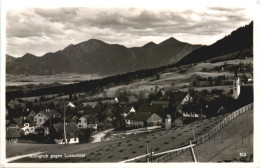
<box><xmin>125</xmin><ymin>112</ymin><xmax>162</xmax><ymax>128</ymax></box>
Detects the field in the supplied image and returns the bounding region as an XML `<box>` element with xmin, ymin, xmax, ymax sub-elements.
<box><xmin>8</xmin><ymin>113</ymin><xmax>232</xmax><ymax>162</ymax></box>
<box><xmin>167</xmin><ymin>109</ymin><xmax>253</xmax><ymax>162</ymax></box>
<box><xmin>6</xmin><ymin>73</ymin><xmax>102</xmax><ymax>87</ymax></box>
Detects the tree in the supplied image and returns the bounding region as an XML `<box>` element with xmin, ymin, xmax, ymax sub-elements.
<box><xmin>69</xmin><ymin>94</ymin><xmax>73</xmax><ymax>101</ymax></box>
<box><xmin>111</xmin><ymin>104</ymin><xmax>125</xmax><ymax>130</ymax></box>
<box><xmin>156</xmin><ymin>73</ymin><xmax>160</xmax><ymax>80</ymax></box>
<box><xmin>73</xmin><ymin>94</ymin><xmax>78</xmax><ymax>100</ymax></box>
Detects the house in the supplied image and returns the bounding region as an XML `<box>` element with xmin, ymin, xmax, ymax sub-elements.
<box><xmin>78</xmin><ymin>115</ymin><xmax>88</xmax><ymax>129</ymax></box>
<box><xmin>7</xmin><ymin>116</ymin><xmax>36</xmax><ymax>135</ymax></box>
<box><xmin>6</xmin><ymin>128</ymin><xmax>21</xmax><ymax>143</ymax></box>
<box><xmin>20</xmin><ymin>117</ymin><xmax>36</xmax><ymax>135</ymax></box>
<box><xmin>171</xmin><ymin>92</ymin><xmax>197</xmax><ymax>117</ymax></box>
<box><xmin>28</xmin><ymin>110</ymin><xmax>37</xmax><ymax>117</ymax></box>
<box><xmin>181</xmin><ymin>104</ymin><xmax>200</xmax><ymax>118</ymax></box>
<box><xmin>52</xmin><ymin>122</ymin><xmax>80</xmax><ymax>144</ymax></box>
<box><xmin>7</xmin><ymin>117</ymin><xmax>24</xmax><ymax>128</ymax></box>
<box><xmin>34</xmin><ymin>109</ymin><xmax>61</xmax><ymax>126</ymax></box>
<box><xmin>120</xmin><ymin>106</ymin><xmax>136</xmax><ymax>118</ymax></box>
<box><xmin>78</xmin><ymin>115</ymin><xmax>98</xmax><ymax>129</ymax></box>
<box><xmin>125</xmin><ymin>112</ymin><xmax>162</xmax><ymax>128</ymax></box>
<box><xmin>66</xmin><ymin>115</ymin><xmax>79</xmax><ymax>123</ymax></box>
<box><xmin>41</xmin><ymin>117</ymin><xmax>61</xmax><ymax>136</ymax></box>
<box><xmin>139</xmin><ymin>103</ymin><xmax>169</xmax><ymax>119</ymax></box>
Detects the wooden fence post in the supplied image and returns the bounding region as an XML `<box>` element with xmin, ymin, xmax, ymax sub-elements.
<box><xmin>146</xmin><ymin>147</ymin><xmax>149</xmax><ymax>162</ymax></box>
<box><xmin>189</xmin><ymin>141</ymin><xmax>197</xmax><ymax>162</ymax></box>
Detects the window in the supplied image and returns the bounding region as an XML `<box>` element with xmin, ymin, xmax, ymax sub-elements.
<box><xmin>85</xmin><ymin>120</ymin><xmax>87</xmax><ymax>123</ymax></box>
<box><xmin>39</xmin><ymin>119</ymin><xmax>42</xmax><ymax>122</ymax></box>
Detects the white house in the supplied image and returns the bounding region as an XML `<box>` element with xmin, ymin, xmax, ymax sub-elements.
<box><xmin>20</xmin><ymin>123</ymin><xmax>35</xmax><ymax>135</ymax></box>
<box><xmin>53</xmin><ymin>122</ymin><xmax>80</xmax><ymax>144</ymax></box>
<box><xmin>78</xmin><ymin>115</ymin><xmax>88</xmax><ymax>129</ymax></box>
<box><xmin>78</xmin><ymin>115</ymin><xmax>98</xmax><ymax>129</ymax></box>
<box><xmin>180</xmin><ymin>93</ymin><xmax>194</xmax><ymax>105</ymax></box>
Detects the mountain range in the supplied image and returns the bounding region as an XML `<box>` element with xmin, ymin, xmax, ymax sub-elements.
<box><xmin>6</xmin><ymin>37</ymin><xmax>201</xmax><ymax>76</ymax></box>
<box><xmin>6</xmin><ymin>21</ymin><xmax>253</xmax><ymax>76</ymax></box>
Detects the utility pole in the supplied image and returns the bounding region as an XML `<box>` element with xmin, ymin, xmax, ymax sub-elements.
<box><xmin>63</xmin><ymin>103</ymin><xmax>67</xmax><ymax>144</ymax></box>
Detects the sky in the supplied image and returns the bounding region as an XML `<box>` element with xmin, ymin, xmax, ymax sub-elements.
<box><xmin>5</xmin><ymin>0</ymin><xmax>254</xmax><ymax>57</ymax></box>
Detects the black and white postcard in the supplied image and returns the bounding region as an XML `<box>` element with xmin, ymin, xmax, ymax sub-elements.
<box><xmin>1</xmin><ymin>0</ymin><xmax>259</xmax><ymax>167</ymax></box>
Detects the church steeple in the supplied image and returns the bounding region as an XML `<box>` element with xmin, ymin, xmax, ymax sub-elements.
<box><xmin>233</xmin><ymin>71</ymin><xmax>240</xmax><ymax>99</ymax></box>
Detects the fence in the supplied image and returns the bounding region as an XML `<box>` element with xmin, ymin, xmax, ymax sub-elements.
<box><xmin>155</xmin><ymin>103</ymin><xmax>253</xmax><ymax>162</ymax></box>
<box><xmin>120</xmin><ymin>103</ymin><xmax>253</xmax><ymax>163</ymax></box>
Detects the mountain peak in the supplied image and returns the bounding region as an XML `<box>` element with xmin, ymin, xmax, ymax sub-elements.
<box><xmin>23</xmin><ymin>53</ymin><xmax>37</xmax><ymax>58</ymax></box>
<box><xmin>159</xmin><ymin>37</ymin><xmax>181</xmax><ymax>45</ymax></box>
<box><xmin>143</xmin><ymin>41</ymin><xmax>157</xmax><ymax>48</ymax></box>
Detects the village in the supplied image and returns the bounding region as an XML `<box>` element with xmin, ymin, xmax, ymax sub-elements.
<box><xmin>6</xmin><ymin>58</ymin><xmax>253</xmax><ymax>146</ymax></box>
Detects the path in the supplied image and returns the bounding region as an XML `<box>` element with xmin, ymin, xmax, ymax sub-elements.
<box><xmin>6</xmin><ymin>151</ymin><xmax>46</xmax><ymax>163</ymax></box>
<box><xmin>91</xmin><ymin>129</ymin><xmax>114</xmax><ymax>143</ymax></box>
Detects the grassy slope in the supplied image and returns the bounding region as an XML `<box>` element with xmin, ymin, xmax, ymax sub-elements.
<box><xmin>167</xmin><ymin>109</ymin><xmax>253</xmax><ymax>162</ymax></box>
<box><xmin>9</xmin><ymin>113</ymin><xmax>231</xmax><ymax>162</ymax></box>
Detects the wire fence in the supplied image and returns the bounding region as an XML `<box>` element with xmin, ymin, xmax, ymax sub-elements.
<box><xmin>120</xmin><ymin>103</ymin><xmax>253</xmax><ymax>163</ymax></box>
<box><xmin>155</xmin><ymin>103</ymin><xmax>253</xmax><ymax>162</ymax></box>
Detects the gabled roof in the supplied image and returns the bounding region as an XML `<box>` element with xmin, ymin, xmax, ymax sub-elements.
<box><xmin>125</xmin><ymin>112</ymin><xmax>158</xmax><ymax>121</ymax></box>
<box><xmin>37</xmin><ymin>109</ymin><xmax>61</xmax><ymax>118</ymax></box>
<box><xmin>53</xmin><ymin>122</ymin><xmax>80</xmax><ymax>136</ymax></box>
<box><xmin>120</xmin><ymin>106</ymin><xmax>134</xmax><ymax>114</ymax></box>
<box><xmin>171</xmin><ymin>92</ymin><xmax>188</xmax><ymax>105</ymax></box>
<box><xmin>24</xmin><ymin>116</ymin><xmax>36</xmax><ymax>126</ymax></box>
<box><xmin>139</xmin><ymin>103</ymin><xmax>167</xmax><ymax>114</ymax></box>
<box><xmin>42</xmin><ymin>117</ymin><xmax>61</xmax><ymax>127</ymax></box>
<box><xmin>80</xmin><ymin>115</ymin><xmax>89</xmax><ymax>120</ymax></box>
<box><xmin>12</xmin><ymin>117</ymin><xmax>24</xmax><ymax>128</ymax></box>
<box><xmin>28</xmin><ymin>110</ymin><xmax>36</xmax><ymax>117</ymax></box>
<box><xmin>6</xmin><ymin>128</ymin><xmax>21</xmax><ymax>138</ymax></box>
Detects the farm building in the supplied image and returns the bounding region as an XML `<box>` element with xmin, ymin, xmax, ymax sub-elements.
<box><xmin>139</xmin><ymin>103</ymin><xmax>169</xmax><ymax>118</ymax></box>
<box><xmin>6</xmin><ymin>127</ymin><xmax>21</xmax><ymax>143</ymax></box>
<box><xmin>125</xmin><ymin>112</ymin><xmax>162</xmax><ymax>128</ymax></box>
<box><xmin>34</xmin><ymin>109</ymin><xmax>61</xmax><ymax>126</ymax></box>
<box><xmin>52</xmin><ymin>122</ymin><xmax>80</xmax><ymax>144</ymax></box>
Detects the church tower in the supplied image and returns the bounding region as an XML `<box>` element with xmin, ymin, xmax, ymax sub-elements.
<box><xmin>233</xmin><ymin>73</ymin><xmax>240</xmax><ymax>99</ymax></box>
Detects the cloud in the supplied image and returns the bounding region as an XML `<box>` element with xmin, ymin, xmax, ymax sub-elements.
<box><xmin>6</xmin><ymin>6</ymin><xmax>252</xmax><ymax>57</ymax></box>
